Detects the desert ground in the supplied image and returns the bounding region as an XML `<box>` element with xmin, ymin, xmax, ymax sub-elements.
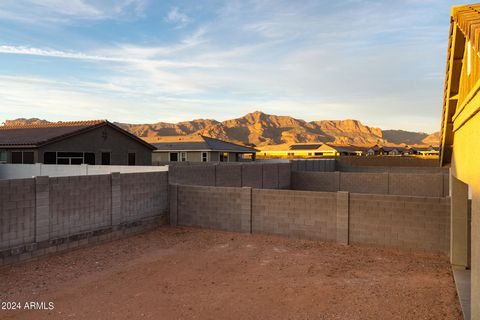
<box><xmin>0</xmin><ymin>227</ymin><xmax>461</xmax><ymax>320</ymax></box>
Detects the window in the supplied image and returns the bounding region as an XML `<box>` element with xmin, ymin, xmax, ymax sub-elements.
<box><xmin>43</xmin><ymin>152</ymin><xmax>95</xmax><ymax>165</ymax></box>
<box><xmin>11</xmin><ymin>151</ymin><xmax>34</xmax><ymax>164</ymax></box>
<box><xmin>23</xmin><ymin>152</ymin><xmax>34</xmax><ymax>164</ymax></box>
<box><xmin>202</xmin><ymin>152</ymin><xmax>208</xmax><ymax>162</ymax></box>
<box><xmin>101</xmin><ymin>152</ymin><xmax>110</xmax><ymax>165</ymax></box>
<box><xmin>44</xmin><ymin>152</ymin><xmax>56</xmax><ymax>164</ymax></box>
<box><xmin>180</xmin><ymin>152</ymin><xmax>187</xmax><ymax>162</ymax></box>
<box><xmin>128</xmin><ymin>152</ymin><xmax>136</xmax><ymax>166</ymax></box>
<box><xmin>219</xmin><ymin>152</ymin><xmax>229</xmax><ymax>162</ymax></box>
<box><xmin>84</xmin><ymin>153</ymin><xmax>95</xmax><ymax>165</ymax></box>
<box><xmin>11</xmin><ymin>152</ymin><xmax>22</xmax><ymax>164</ymax></box>
<box><xmin>169</xmin><ymin>152</ymin><xmax>178</xmax><ymax>162</ymax></box>
<box><xmin>0</xmin><ymin>150</ymin><xmax>6</xmax><ymax>163</ymax></box>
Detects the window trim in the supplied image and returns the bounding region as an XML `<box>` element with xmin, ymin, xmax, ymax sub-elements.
<box><xmin>180</xmin><ymin>151</ymin><xmax>187</xmax><ymax>162</ymax></box>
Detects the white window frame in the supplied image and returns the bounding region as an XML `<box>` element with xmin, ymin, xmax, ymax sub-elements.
<box><xmin>180</xmin><ymin>152</ymin><xmax>187</xmax><ymax>162</ymax></box>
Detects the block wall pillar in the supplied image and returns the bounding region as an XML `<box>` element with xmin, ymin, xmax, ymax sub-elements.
<box><xmin>111</xmin><ymin>172</ymin><xmax>122</xmax><ymax>226</ymax></box>
<box><xmin>169</xmin><ymin>184</ymin><xmax>178</xmax><ymax>226</ymax></box>
<box><xmin>35</xmin><ymin>176</ymin><xmax>50</xmax><ymax>242</ymax></box>
<box><xmin>336</xmin><ymin>191</ymin><xmax>349</xmax><ymax>245</ymax></box>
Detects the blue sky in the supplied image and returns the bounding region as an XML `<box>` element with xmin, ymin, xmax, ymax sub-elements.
<box><xmin>0</xmin><ymin>0</ymin><xmax>463</xmax><ymax>132</ymax></box>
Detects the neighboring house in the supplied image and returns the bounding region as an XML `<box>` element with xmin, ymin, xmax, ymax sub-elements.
<box><xmin>152</xmin><ymin>135</ymin><xmax>258</xmax><ymax>163</ymax></box>
<box><xmin>441</xmin><ymin>5</ymin><xmax>480</xmax><ymax>319</ymax></box>
<box><xmin>412</xmin><ymin>146</ymin><xmax>440</xmax><ymax>156</ymax></box>
<box><xmin>366</xmin><ymin>145</ymin><xmax>410</xmax><ymax>156</ymax></box>
<box><xmin>0</xmin><ymin>120</ymin><xmax>155</xmax><ymax>165</ymax></box>
<box><xmin>259</xmin><ymin>143</ymin><xmax>363</xmax><ymax>158</ymax></box>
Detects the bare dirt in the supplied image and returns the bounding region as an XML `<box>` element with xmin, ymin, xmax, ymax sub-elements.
<box><xmin>0</xmin><ymin>227</ymin><xmax>461</xmax><ymax>320</ymax></box>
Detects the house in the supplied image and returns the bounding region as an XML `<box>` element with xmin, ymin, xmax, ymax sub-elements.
<box><xmin>366</xmin><ymin>145</ymin><xmax>408</xmax><ymax>156</ymax></box>
<box><xmin>441</xmin><ymin>5</ymin><xmax>480</xmax><ymax>319</ymax></box>
<box><xmin>0</xmin><ymin>120</ymin><xmax>155</xmax><ymax>165</ymax></box>
<box><xmin>152</xmin><ymin>135</ymin><xmax>258</xmax><ymax>162</ymax></box>
<box><xmin>412</xmin><ymin>145</ymin><xmax>440</xmax><ymax>156</ymax></box>
<box><xmin>259</xmin><ymin>143</ymin><xmax>363</xmax><ymax>158</ymax></box>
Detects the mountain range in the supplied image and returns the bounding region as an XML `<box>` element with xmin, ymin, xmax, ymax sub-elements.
<box><xmin>3</xmin><ymin>111</ymin><xmax>440</xmax><ymax>148</ymax></box>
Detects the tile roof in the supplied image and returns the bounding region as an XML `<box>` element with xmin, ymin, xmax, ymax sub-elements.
<box><xmin>0</xmin><ymin>120</ymin><xmax>155</xmax><ymax>149</ymax></box>
<box><xmin>0</xmin><ymin>120</ymin><xmax>106</xmax><ymax>146</ymax></box>
<box><xmin>153</xmin><ymin>135</ymin><xmax>257</xmax><ymax>152</ymax></box>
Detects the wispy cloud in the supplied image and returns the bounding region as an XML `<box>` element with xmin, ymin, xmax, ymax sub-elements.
<box><xmin>165</xmin><ymin>7</ymin><xmax>191</xmax><ymax>29</ymax></box>
<box><xmin>0</xmin><ymin>0</ymin><xmax>149</xmax><ymax>23</ymax></box>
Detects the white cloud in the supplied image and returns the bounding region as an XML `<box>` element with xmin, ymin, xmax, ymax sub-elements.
<box><xmin>0</xmin><ymin>0</ymin><xmax>149</xmax><ymax>23</ymax></box>
<box><xmin>165</xmin><ymin>7</ymin><xmax>191</xmax><ymax>29</ymax></box>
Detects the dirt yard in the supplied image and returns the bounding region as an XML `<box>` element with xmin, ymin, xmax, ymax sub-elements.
<box><xmin>0</xmin><ymin>227</ymin><xmax>461</xmax><ymax>320</ymax></box>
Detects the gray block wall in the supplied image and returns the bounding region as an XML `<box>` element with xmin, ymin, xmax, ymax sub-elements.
<box><xmin>291</xmin><ymin>171</ymin><xmax>449</xmax><ymax>197</ymax></box>
<box><xmin>291</xmin><ymin>171</ymin><xmax>340</xmax><ymax>192</ymax></box>
<box><xmin>120</xmin><ymin>172</ymin><xmax>169</xmax><ymax>222</ymax></box>
<box><xmin>241</xmin><ymin>164</ymin><xmax>263</xmax><ymax>188</ymax></box>
<box><xmin>49</xmin><ymin>175</ymin><xmax>112</xmax><ymax>239</ymax></box>
<box><xmin>349</xmin><ymin>194</ymin><xmax>450</xmax><ymax>253</ymax></box>
<box><xmin>0</xmin><ymin>179</ymin><xmax>36</xmax><ymax>250</ymax></box>
<box><xmin>252</xmin><ymin>189</ymin><xmax>337</xmax><ymax>240</ymax></box>
<box><xmin>0</xmin><ymin>172</ymin><xmax>169</xmax><ymax>265</ymax></box>
<box><xmin>215</xmin><ymin>165</ymin><xmax>242</xmax><ymax>187</ymax></box>
<box><xmin>169</xmin><ymin>163</ymin><xmax>291</xmax><ymax>189</ymax></box>
<box><xmin>173</xmin><ymin>185</ymin><xmax>451</xmax><ymax>254</ymax></box>
<box><xmin>174</xmin><ymin>185</ymin><xmax>250</xmax><ymax>232</ymax></box>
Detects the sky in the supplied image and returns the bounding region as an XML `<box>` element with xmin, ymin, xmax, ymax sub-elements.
<box><xmin>0</xmin><ymin>0</ymin><xmax>465</xmax><ymax>132</ymax></box>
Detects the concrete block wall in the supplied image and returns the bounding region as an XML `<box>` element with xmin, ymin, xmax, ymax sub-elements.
<box><xmin>169</xmin><ymin>165</ymin><xmax>216</xmax><ymax>186</ymax></box>
<box><xmin>170</xmin><ymin>163</ymin><xmax>291</xmax><ymax>189</ymax></box>
<box><xmin>339</xmin><ymin>172</ymin><xmax>389</xmax><ymax>194</ymax></box>
<box><xmin>292</xmin><ymin>171</ymin><xmax>449</xmax><ymax>197</ymax></box>
<box><xmin>173</xmin><ymin>185</ymin><xmax>451</xmax><ymax>254</ymax></box>
<box><xmin>388</xmin><ymin>173</ymin><xmax>445</xmax><ymax>197</ymax></box>
<box><xmin>349</xmin><ymin>194</ymin><xmax>450</xmax><ymax>253</ymax></box>
<box><xmin>0</xmin><ymin>179</ymin><xmax>36</xmax><ymax>250</ymax></box>
<box><xmin>174</xmin><ymin>185</ymin><xmax>250</xmax><ymax>232</ymax></box>
<box><xmin>241</xmin><ymin>164</ymin><xmax>263</xmax><ymax>188</ymax></box>
<box><xmin>252</xmin><ymin>189</ymin><xmax>337</xmax><ymax>240</ymax></box>
<box><xmin>291</xmin><ymin>171</ymin><xmax>340</xmax><ymax>192</ymax></box>
<box><xmin>290</xmin><ymin>159</ymin><xmax>336</xmax><ymax>172</ymax></box>
<box><xmin>49</xmin><ymin>175</ymin><xmax>112</xmax><ymax>239</ymax></box>
<box><xmin>216</xmin><ymin>164</ymin><xmax>242</xmax><ymax>187</ymax></box>
<box><xmin>0</xmin><ymin>172</ymin><xmax>169</xmax><ymax>266</ymax></box>
<box><xmin>120</xmin><ymin>172</ymin><xmax>169</xmax><ymax>222</ymax></box>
